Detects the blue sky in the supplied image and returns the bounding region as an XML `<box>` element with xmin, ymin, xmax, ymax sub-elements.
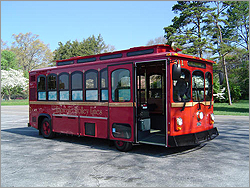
<box><xmin>1</xmin><ymin>1</ymin><xmax>176</xmax><ymax>52</ymax></box>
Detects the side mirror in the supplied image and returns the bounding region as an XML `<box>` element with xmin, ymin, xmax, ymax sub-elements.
<box><xmin>219</xmin><ymin>72</ymin><xmax>224</xmax><ymax>85</ymax></box>
<box><xmin>172</xmin><ymin>64</ymin><xmax>181</xmax><ymax>80</ymax></box>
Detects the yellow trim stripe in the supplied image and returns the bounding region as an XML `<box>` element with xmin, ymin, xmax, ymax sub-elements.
<box><xmin>171</xmin><ymin>101</ymin><xmax>214</xmax><ymax>108</ymax></box>
<box><xmin>171</xmin><ymin>102</ymin><xmax>193</xmax><ymax>108</ymax></box>
<box><xmin>109</xmin><ymin>102</ymin><xmax>134</xmax><ymax>107</ymax></box>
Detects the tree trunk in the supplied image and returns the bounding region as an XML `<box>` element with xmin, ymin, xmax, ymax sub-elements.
<box><xmin>216</xmin><ymin>9</ymin><xmax>232</xmax><ymax>105</ymax></box>
<box><xmin>222</xmin><ymin>56</ymin><xmax>232</xmax><ymax>105</ymax></box>
<box><xmin>7</xmin><ymin>94</ymin><xmax>11</xmax><ymax>100</ymax></box>
<box><xmin>7</xmin><ymin>89</ymin><xmax>12</xmax><ymax>100</ymax></box>
<box><xmin>198</xmin><ymin>20</ymin><xmax>203</xmax><ymax>58</ymax></box>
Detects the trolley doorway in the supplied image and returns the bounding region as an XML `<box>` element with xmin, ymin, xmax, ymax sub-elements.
<box><xmin>136</xmin><ymin>60</ymin><xmax>167</xmax><ymax>146</ymax></box>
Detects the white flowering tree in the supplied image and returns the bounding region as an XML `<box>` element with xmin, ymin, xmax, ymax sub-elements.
<box><xmin>1</xmin><ymin>69</ymin><xmax>28</xmax><ymax>100</ymax></box>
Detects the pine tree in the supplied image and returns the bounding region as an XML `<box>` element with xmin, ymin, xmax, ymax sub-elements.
<box><xmin>225</xmin><ymin>1</ymin><xmax>249</xmax><ymax>50</ymax></box>
<box><xmin>204</xmin><ymin>1</ymin><xmax>233</xmax><ymax>105</ymax></box>
<box><xmin>164</xmin><ymin>1</ymin><xmax>214</xmax><ymax>57</ymax></box>
<box><xmin>53</xmin><ymin>34</ymin><xmax>112</xmax><ymax>61</ymax></box>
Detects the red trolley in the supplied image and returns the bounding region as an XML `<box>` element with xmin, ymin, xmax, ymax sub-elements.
<box><xmin>28</xmin><ymin>44</ymin><xmax>219</xmax><ymax>151</ymax></box>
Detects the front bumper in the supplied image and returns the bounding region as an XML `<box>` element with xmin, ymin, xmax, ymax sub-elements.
<box><xmin>168</xmin><ymin>127</ymin><xmax>219</xmax><ymax>147</ymax></box>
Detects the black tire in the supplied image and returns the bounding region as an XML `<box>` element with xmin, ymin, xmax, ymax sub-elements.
<box><xmin>114</xmin><ymin>140</ymin><xmax>133</xmax><ymax>152</ymax></box>
<box><xmin>40</xmin><ymin>118</ymin><xmax>55</xmax><ymax>138</ymax></box>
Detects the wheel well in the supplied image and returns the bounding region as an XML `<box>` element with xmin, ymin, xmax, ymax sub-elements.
<box><xmin>38</xmin><ymin>114</ymin><xmax>51</xmax><ymax>133</ymax></box>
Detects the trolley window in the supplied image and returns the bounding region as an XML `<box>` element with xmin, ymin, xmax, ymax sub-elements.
<box><xmin>137</xmin><ymin>75</ymin><xmax>146</xmax><ymax>104</ymax></box>
<box><xmin>59</xmin><ymin>73</ymin><xmax>69</xmax><ymax>101</ymax></box>
<box><xmin>205</xmin><ymin>72</ymin><xmax>212</xmax><ymax>101</ymax></box>
<box><xmin>85</xmin><ymin>70</ymin><xmax>98</xmax><ymax>101</ymax></box>
<box><xmin>100</xmin><ymin>68</ymin><xmax>108</xmax><ymax>101</ymax></box>
<box><xmin>48</xmin><ymin>74</ymin><xmax>57</xmax><ymax>101</ymax></box>
<box><xmin>149</xmin><ymin>74</ymin><xmax>162</xmax><ymax>99</ymax></box>
<box><xmin>192</xmin><ymin>71</ymin><xmax>204</xmax><ymax>101</ymax></box>
<box><xmin>111</xmin><ymin>69</ymin><xmax>131</xmax><ymax>102</ymax></box>
<box><xmin>37</xmin><ymin>75</ymin><xmax>46</xmax><ymax>100</ymax></box>
<box><xmin>173</xmin><ymin>69</ymin><xmax>191</xmax><ymax>102</ymax></box>
<box><xmin>72</xmin><ymin>71</ymin><xmax>83</xmax><ymax>101</ymax></box>
<box><xmin>57</xmin><ymin>60</ymin><xmax>74</xmax><ymax>66</ymax></box>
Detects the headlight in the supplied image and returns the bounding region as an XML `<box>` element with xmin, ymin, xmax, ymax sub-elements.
<box><xmin>176</xmin><ymin>117</ymin><xmax>183</xmax><ymax>126</ymax></box>
<box><xmin>199</xmin><ymin>112</ymin><xmax>204</xmax><ymax>120</ymax></box>
<box><xmin>210</xmin><ymin>113</ymin><xmax>215</xmax><ymax>121</ymax></box>
<box><xmin>197</xmin><ymin>111</ymin><xmax>204</xmax><ymax>121</ymax></box>
<box><xmin>175</xmin><ymin>117</ymin><xmax>183</xmax><ymax>131</ymax></box>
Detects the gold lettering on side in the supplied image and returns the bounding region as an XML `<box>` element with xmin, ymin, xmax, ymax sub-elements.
<box><xmin>90</xmin><ymin>107</ymin><xmax>103</xmax><ymax>116</ymax></box>
<box><xmin>54</xmin><ymin>106</ymin><xmax>90</xmax><ymax>115</ymax></box>
<box><xmin>53</xmin><ymin>106</ymin><xmax>105</xmax><ymax>116</ymax></box>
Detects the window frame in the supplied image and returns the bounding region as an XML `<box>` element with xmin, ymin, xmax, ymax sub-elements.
<box><xmin>71</xmin><ymin>71</ymin><xmax>83</xmax><ymax>101</ymax></box>
<box><xmin>58</xmin><ymin>72</ymin><xmax>70</xmax><ymax>101</ymax></box>
<box><xmin>100</xmin><ymin>53</ymin><xmax>122</xmax><ymax>60</ymax></box>
<box><xmin>192</xmin><ymin>70</ymin><xmax>205</xmax><ymax>102</ymax></box>
<box><xmin>111</xmin><ymin>68</ymin><xmax>131</xmax><ymax>102</ymax></box>
<box><xmin>148</xmin><ymin>73</ymin><xmax>162</xmax><ymax>99</ymax></box>
<box><xmin>57</xmin><ymin>60</ymin><xmax>74</xmax><ymax>66</ymax></box>
<box><xmin>37</xmin><ymin>75</ymin><xmax>46</xmax><ymax>101</ymax></box>
<box><xmin>127</xmin><ymin>49</ymin><xmax>154</xmax><ymax>57</ymax></box>
<box><xmin>205</xmin><ymin>72</ymin><xmax>213</xmax><ymax>101</ymax></box>
<box><xmin>85</xmin><ymin>69</ymin><xmax>99</xmax><ymax>102</ymax></box>
<box><xmin>77</xmin><ymin>57</ymin><xmax>96</xmax><ymax>64</ymax></box>
<box><xmin>137</xmin><ymin>74</ymin><xmax>146</xmax><ymax>105</ymax></box>
<box><xmin>47</xmin><ymin>73</ymin><xmax>57</xmax><ymax>101</ymax></box>
<box><xmin>100</xmin><ymin>68</ymin><xmax>108</xmax><ymax>102</ymax></box>
<box><xmin>172</xmin><ymin>68</ymin><xmax>191</xmax><ymax>102</ymax></box>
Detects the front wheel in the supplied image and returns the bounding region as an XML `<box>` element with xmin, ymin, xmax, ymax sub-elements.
<box><xmin>114</xmin><ymin>140</ymin><xmax>132</xmax><ymax>152</ymax></box>
<box><xmin>40</xmin><ymin>118</ymin><xmax>55</xmax><ymax>138</ymax></box>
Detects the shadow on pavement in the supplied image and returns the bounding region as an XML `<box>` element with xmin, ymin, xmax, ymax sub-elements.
<box><xmin>2</xmin><ymin>126</ymin><xmax>206</xmax><ymax>157</ymax></box>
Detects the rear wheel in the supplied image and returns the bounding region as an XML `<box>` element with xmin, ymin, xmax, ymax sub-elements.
<box><xmin>41</xmin><ymin>118</ymin><xmax>55</xmax><ymax>138</ymax></box>
<box><xmin>114</xmin><ymin>140</ymin><xmax>132</xmax><ymax>152</ymax></box>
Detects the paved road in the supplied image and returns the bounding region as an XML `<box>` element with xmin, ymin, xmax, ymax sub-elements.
<box><xmin>1</xmin><ymin>106</ymin><xmax>249</xmax><ymax>187</ymax></box>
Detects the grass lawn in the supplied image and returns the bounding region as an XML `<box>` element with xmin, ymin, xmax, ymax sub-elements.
<box><xmin>214</xmin><ymin>100</ymin><xmax>249</xmax><ymax>116</ymax></box>
<box><xmin>1</xmin><ymin>99</ymin><xmax>29</xmax><ymax>106</ymax></box>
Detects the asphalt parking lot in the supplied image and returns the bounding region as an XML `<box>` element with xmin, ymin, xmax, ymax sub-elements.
<box><xmin>1</xmin><ymin>105</ymin><xmax>249</xmax><ymax>187</ymax></box>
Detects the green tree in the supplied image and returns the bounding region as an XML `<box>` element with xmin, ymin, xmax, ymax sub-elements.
<box><xmin>164</xmin><ymin>1</ymin><xmax>249</xmax><ymax>104</ymax></box>
<box><xmin>204</xmin><ymin>1</ymin><xmax>249</xmax><ymax>102</ymax></box>
<box><xmin>164</xmin><ymin>1</ymin><xmax>214</xmax><ymax>57</ymax></box>
<box><xmin>226</xmin><ymin>1</ymin><xmax>249</xmax><ymax>50</ymax></box>
<box><xmin>225</xmin><ymin>48</ymin><xmax>249</xmax><ymax>100</ymax></box>
<box><xmin>204</xmin><ymin>1</ymin><xmax>237</xmax><ymax>105</ymax></box>
<box><xmin>53</xmin><ymin>40</ymin><xmax>75</xmax><ymax>60</ymax></box>
<box><xmin>11</xmin><ymin>32</ymin><xmax>53</xmax><ymax>75</ymax></box>
<box><xmin>81</xmin><ymin>34</ymin><xmax>106</xmax><ymax>55</ymax></box>
<box><xmin>1</xmin><ymin>50</ymin><xmax>18</xmax><ymax>70</ymax></box>
<box><xmin>53</xmin><ymin>34</ymin><xmax>113</xmax><ymax>61</ymax></box>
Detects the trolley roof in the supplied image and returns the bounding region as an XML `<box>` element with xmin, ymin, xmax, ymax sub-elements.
<box><xmin>56</xmin><ymin>44</ymin><xmax>216</xmax><ymax>66</ymax></box>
